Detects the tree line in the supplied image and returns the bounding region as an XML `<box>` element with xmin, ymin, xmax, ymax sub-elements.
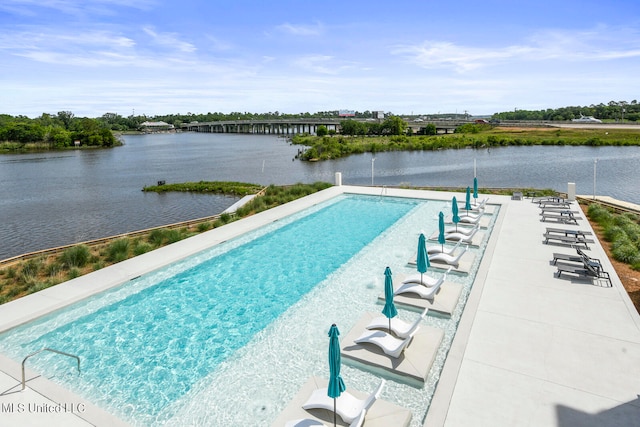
<box><xmin>0</xmin><ymin>112</ymin><xmax>118</xmax><ymax>148</ymax></box>
<box><xmin>493</xmin><ymin>100</ymin><xmax>640</xmax><ymax>122</ymax></box>
<box><xmin>2</xmin><ymin>99</ymin><xmax>638</xmax><ymax>148</ymax></box>
<box><xmin>90</xmin><ymin>110</ymin><xmax>394</xmax><ymax>132</ymax></box>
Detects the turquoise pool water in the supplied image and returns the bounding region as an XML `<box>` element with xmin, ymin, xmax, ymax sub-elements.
<box><xmin>0</xmin><ymin>194</ymin><xmax>427</xmax><ymax>424</ymax></box>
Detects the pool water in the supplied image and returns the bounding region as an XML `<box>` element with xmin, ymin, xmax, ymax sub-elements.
<box><xmin>0</xmin><ymin>194</ymin><xmax>449</xmax><ymax>425</ymax></box>
<box><xmin>161</xmin><ymin>198</ymin><xmax>497</xmax><ymax>427</ymax></box>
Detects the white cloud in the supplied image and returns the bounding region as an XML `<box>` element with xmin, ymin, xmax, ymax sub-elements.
<box><xmin>276</xmin><ymin>22</ymin><xmax>324</xmax><ymax>36</ymax></box>
<box><xmin>0</xmin><ymin>0</ymin><xmax>155</xmax><ymax>16</ymax></box>
<box><xmin>393</xmin><ymin>41</ymin><xmax>534</xmax><ymax>72</ymax></box>
<box><xmin>204</xmin><ymin>35</ymin><xmax>233</xmax><ymax>51</ymax></box>
<box><xmin>292</xmin><ymin>55</ymin><xmax>337</xmax><ymax>74</ymax></box>
<box><xmin>143</xmin><ymin>27</ymin><xmax>196</xmax><ymax>53</ymax></box>
<box><xmin>394</xmin><ymin>26</ymin><xmax>640</xmax><ymax>73</ymax></box>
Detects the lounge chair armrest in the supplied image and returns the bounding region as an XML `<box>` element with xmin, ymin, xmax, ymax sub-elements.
<box><xmin>362</xmin><ymin>379</ymin><xmax>386</xmax><ymax>411</ymax></box>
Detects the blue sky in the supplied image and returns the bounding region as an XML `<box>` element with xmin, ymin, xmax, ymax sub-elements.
<box><xmin>1</xmin><ymin>0</ymin><xmax>639</xmax><ymax>118</ymax></box>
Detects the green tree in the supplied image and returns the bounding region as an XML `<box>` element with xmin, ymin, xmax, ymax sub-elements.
<box><xmin>316</xmin><ymin>125</ymin><xmax>328</xmax><ymax>137</ymax></box>
<box><xmin>340</xmin><ymin>120</ymin><xmax>358</xmax><ymax>136</ymax></box>
<box><xmin>423</xmin><ymin>123</ymin><xmax>437</xmax><ymax>135</ymax></box>
<box><xmin>46</xmin><ymin>127</ymin><xmax>72</xmax><ymax>147</ymax></box>
<box><xmin>57</xmin><ymin>111</ymin><xmax>75</xmax><ymax>130</ymax></box>
<box><xmin>381</xmin><ymin>116</ymin><xmax>407</xmax><ymax>135</ymax></box>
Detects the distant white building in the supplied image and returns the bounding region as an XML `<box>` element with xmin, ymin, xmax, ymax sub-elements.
<box><xmin>140</xmin><ymin>121</ymin><xmax>175</xmax><ymax>132</ymax></box>
<box><xmin>571</xmin><ymin>115</ymin><xmax>602</xmax><ymax>123</ymax></box>
<box><xmin>373</xmin><ymin>111</ymin><xmax>385</xmax><ymax>119</ymax></box>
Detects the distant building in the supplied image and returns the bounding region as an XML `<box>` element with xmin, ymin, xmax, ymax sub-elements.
<box><xmin>373</xmin><ymin>111</ymin><xmax>385</xmax><ymax>119</ymax></box>
<box><xmin>339</xmin><ymin>109</ymin><xmax>356</xmax><ymax>117</ymax></box>
<box><xmin>140</xmin><ymin>121</ymin><xmax>175</xmax><ymax>132</ymax></box>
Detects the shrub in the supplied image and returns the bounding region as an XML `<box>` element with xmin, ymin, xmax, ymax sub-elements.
<box><xmin>20</xmin><ymin>258</ymin><xmax>42</xmax><ymax>282</ymax></box>
<box><xmin>162</xmin><ymin>229</ymin><xmax>183</xmax><ymax>244</ymax></box>
<box><xmin>59</xmin><ymin>245</ymin><xmax>90</xmax><ymax>268</ymax></box>
<box><xmin>148</xmin><ymin>229</ymin><xmax>167</xmax><ymax>247</ymax></box>
<box><xmin>45</xmin><ymin>262</ymin><xmax>62</xmax><ymax>277</ymax></box>
<box><xmin>612</xmin><ymin>243</ymin><xmax>640</xmax><ymax>264</ymax></box>
<box><xmin>603</xmin><ymin>226</ymin><xmax>626</xmax><ymax>242</ymax></box>
<box><xmin>133</xmin><ymin>241</ymin><xmax>152</xmax><ymax>255</ymax></box>
<box><xmin>197</xmin><ymin>222</ymin><xmax>212</xmax><ymax>232</ymax></box>
<box><xmin>587</xmin><ymin>204</ymin><xmax>612</xmax><ymax>223</ymax></box>
<box><xmin>6</xmin><ymin>285</ymin><xmax>23</xmax><ymax>298</ymax></box>
<box><xmin>106</xmin><ymin>238</ymin><xmax>130</xmax><ymax>262</ymax></box>
<box><xmin>68</xmin><ymin>268</ymin><xmax>81</xmax><ymax>279</ymax></box>
<box><xmin>611</xmin><ymin>235</ymin><xmax>634</xmax><ymax>251</ymax></box>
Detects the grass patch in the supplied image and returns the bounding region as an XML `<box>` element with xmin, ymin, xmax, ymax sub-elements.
<box><xmin>143</xmin><ymin>180</ymin><xmax>262</xmax><ymax>195</ymax></box>
<box><xmin>292</xmin><ymin>126</ymin><xmax>640</xmax><ymax>160</ymax></box>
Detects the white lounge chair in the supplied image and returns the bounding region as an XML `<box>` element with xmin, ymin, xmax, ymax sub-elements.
<box><xmin>445</xmin><ymin>223</ymin><xmax>479</xmax><ymax>236</ymax></box>
<box><xmin>354</xmin><ymin>330</ymin><xmax>416</xmax><ymax>358</ymax></box>
<box><xmin>470</xmin><ymin>198</ymin><xmax>489</xmax><ymax>210</ymax></box>
<box><xmin>458</xmin><ymin>213</ymin><xmax>483</xmax><ymax>224</ymax></box>
<box><xmin>301</xmin><ymin>380</ymin><xmax>385</xmax><ymax>424</ymax></box>
<box><xmin>401</xmin><ymin>267</ymin><xmax>453</xmax><ymax>287</ymax></box>
<box><xmin>427</xmin><ymin>240</ymin><xmax>462</xmax><ymax>255</ymax></box>
<box><xmin>395</xmin><ymin>280</ymin><xmax>443</xmax><ymax>300</ymax></box>
<box><xmin>444</xmin><ymin>227</ymin><xmax>478</xmax><ymax>243</ymax></box>
<box><xmin>365</xmin><ymin>307</ymin><xmax>429</xmax><ymax>338</ymax></box>
<box><xmin>429</xmin><ymin>246</ymin><xmax>468</xmax><ymax>268</ymax></box>
<box><xmin>458</xmin><ymin>199</ymin><xmax>488</xmax><ymax>213</ymax></box>
<box><xmin>285</xmin><ymin>409</ymin><xmax>366</xmax><ymax>427</ymax></box>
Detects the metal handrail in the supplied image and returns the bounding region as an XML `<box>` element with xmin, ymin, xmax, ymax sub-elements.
<box><xmin>22</xmin><ymin>348</ymin><xmax>81</xmax><ymax>390</ymax></box>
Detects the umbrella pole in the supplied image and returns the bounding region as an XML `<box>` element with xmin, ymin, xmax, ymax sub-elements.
<box><xmin>334</xmin><ymin>398</ymin><xmax>337</xmax><ymax>427</ymax></box>
<box><xmin>388</xmin><ymin>317</ymin><xmax>391</xmax><ymax>334</ymax></box>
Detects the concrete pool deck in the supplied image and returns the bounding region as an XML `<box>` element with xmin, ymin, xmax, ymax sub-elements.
<box><xmin>1</xmin><ymin>185</ymin><xmax>639</xmax><ymax>426</ymax></box>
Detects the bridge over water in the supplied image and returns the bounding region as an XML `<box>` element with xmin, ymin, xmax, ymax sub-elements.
<box><xmin>183</xmin><ymin>118</ymin><xmax>342</xmax><ymax>135</ymax></box>
<box><xmin>182</xmin><ymin>118</ymin><xmax>469</xmax><ymax>135</ymax></box>
<box><xmin>181</xmin><ymin>119</ymin><xmax>636</xmax><ymax>135</ymax></box>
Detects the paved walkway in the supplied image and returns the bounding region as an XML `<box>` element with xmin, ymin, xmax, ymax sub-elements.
<box><xmin>427</xmin><ymin>193</ymin><xmax>640</xmax><ymax>427</ymax></box>
<box><xmin>1</xmin><ymin>186</ymin><xmax>639</xmax><ymax>426</ymax></box>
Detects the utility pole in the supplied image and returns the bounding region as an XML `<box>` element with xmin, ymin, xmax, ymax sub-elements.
<box><xmin>371</xmin><ymin>157</ymin><xmax>375</xmax><ymax>186</ymax></box>
<box><xmin>593</xmin><ymin>159</ymin><xmax>598</xmax><ymax>200</ymax></box>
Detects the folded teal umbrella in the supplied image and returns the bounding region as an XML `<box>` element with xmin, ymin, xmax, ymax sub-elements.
<box><xmin>452</xmin><ymin>196</ymin><xmax>460</xmax><ymax>232</ymax></box>
<box><xmin>438</xmin><ymin>212</ymin><xmax>446</xmax><ymax>252</ymax></box>
<box><xmin>465</xmin><ymin>187</ymin><xmax>472</xmax><ymax>213</ymax></box>
<box><xmin>473</xmin><ymin>177</ymin><xmax>478</xmax><ymax>205</ymax></box>
<box><xmin>381</xmin><ymin>267</ymin><xmax>398</xmax><ymax>333</ymax></box>
<box><xmin>328</xmin><ymin>324</ymin><xmax>346</xmax><ymax>427</ymax></box>
<box><xmin>417</xmin><ymin>233</ymin><xmax>430</xmax><ymax>284</ymax></box>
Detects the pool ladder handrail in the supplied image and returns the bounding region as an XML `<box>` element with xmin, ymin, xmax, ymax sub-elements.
<box><xmin>22</xmin><ymin>348</ymin><xmax>81</xmax><ymax>390</ymax></box>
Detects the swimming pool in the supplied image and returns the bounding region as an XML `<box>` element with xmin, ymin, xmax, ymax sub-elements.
<box><xmin>0</xmin><ymin>193</ymin><xmax>493</xmax><ymax>426</ymax></box>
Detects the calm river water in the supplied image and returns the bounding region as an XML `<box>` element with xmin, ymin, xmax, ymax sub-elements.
<box><xmin>1</xmin><ymin>132</ymin><xmax>639</xmax><ymax>260</ymax></box>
